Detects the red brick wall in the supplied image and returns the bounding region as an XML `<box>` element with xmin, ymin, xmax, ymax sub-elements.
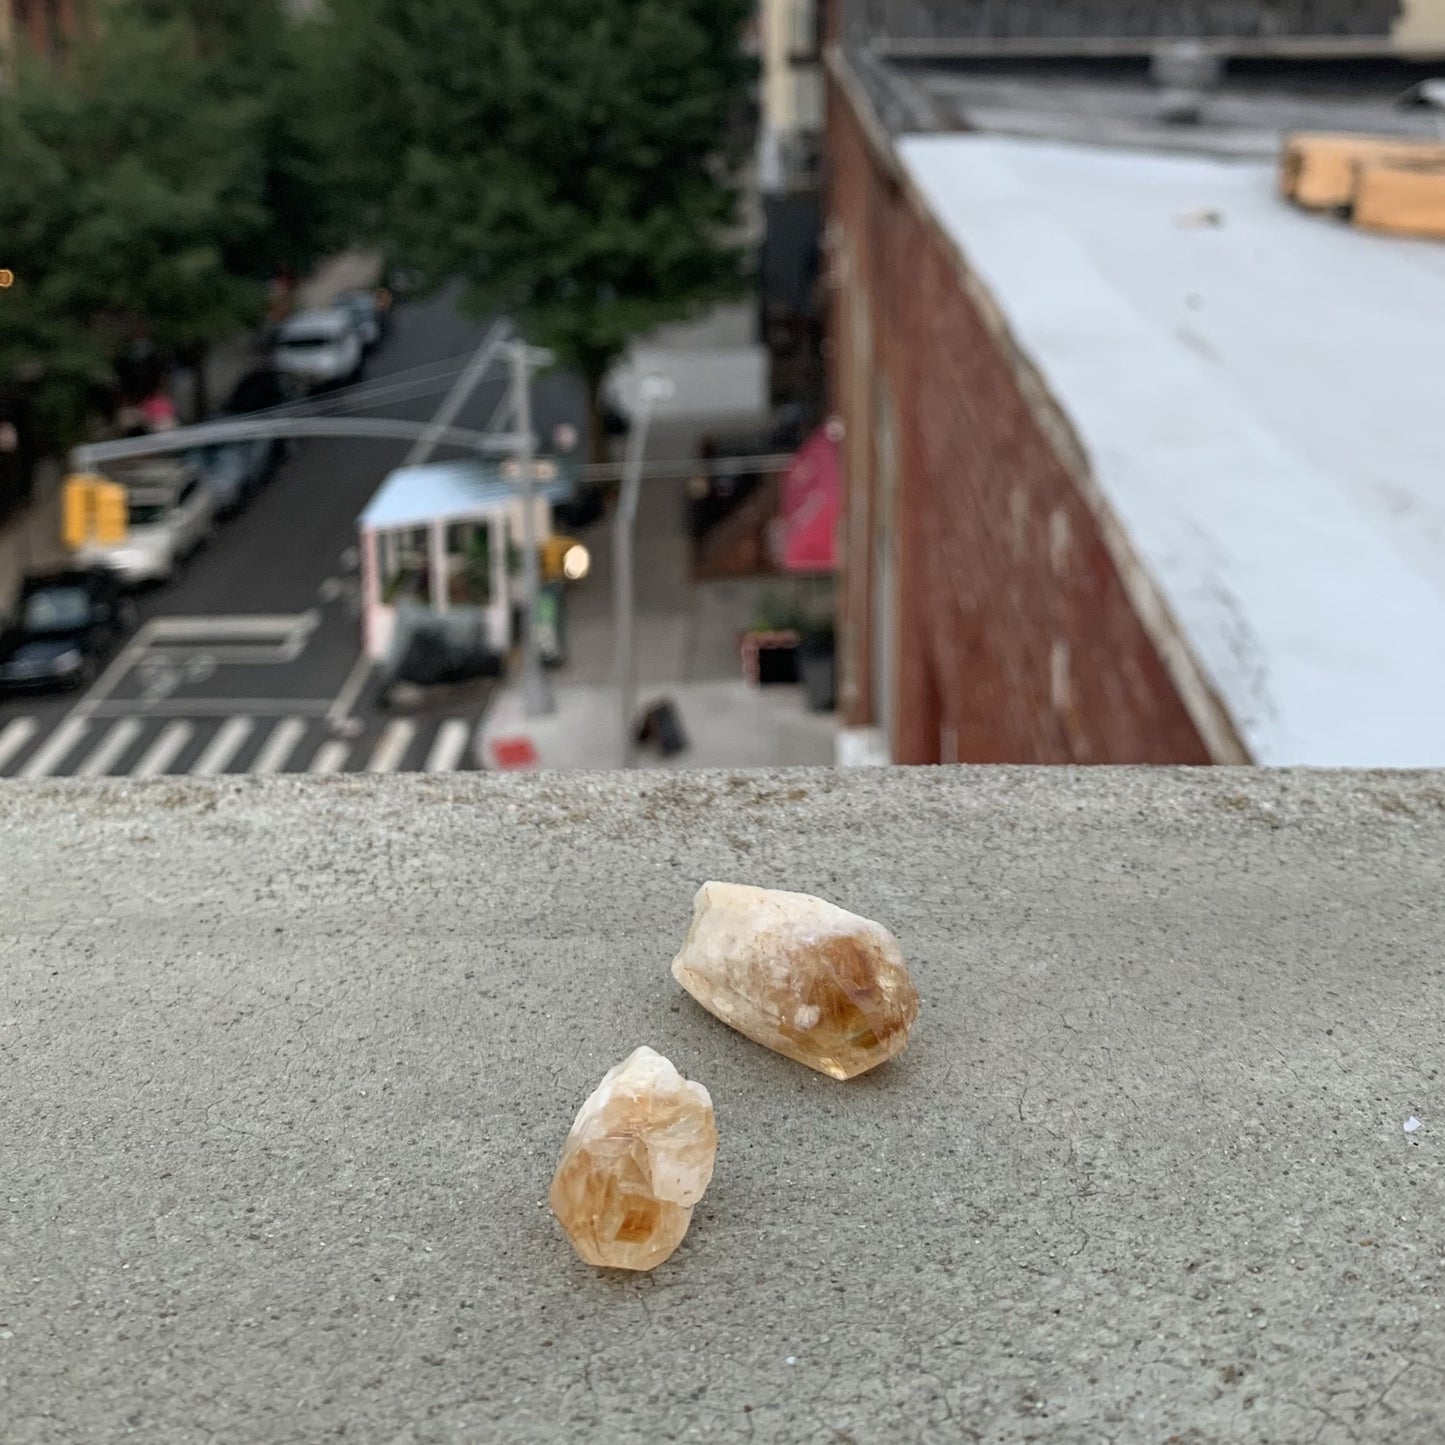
<box><xmin>826</xmin><ymin>72</ymin><xmax>1216</xmax><ymax>765</ymax></box>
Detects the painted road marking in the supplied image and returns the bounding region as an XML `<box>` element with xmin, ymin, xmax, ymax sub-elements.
<box><xmin>366</xmin><ymin>720</ymin><xmax>416</xmax><ymax>774</ymax></box>
<box><xmin>74</xmin><ymin>719</ymin><xmax>143</xmax><ymax>778</ymax></box>
<box><xmin>132</xmin><ymin>721</ymin><xmax>193</xmax><ymax>778</ymax></box>
<box><xmin>0</xmin><ymin>717</ymin><xmax>38</xmax><ymax>772</ymax></box>
<box><xmin>146</xmin><ymin>613</ymin><xmax>320</xmax><ymax>644</ymax></box>
<box><xmin>253</xmin><ymin>717</ymin><xmax>307</xmax><ymax>775</ymax></box>
<box><xmin>325</xmin><ymin>652</ymin><xmax>373</xmax><ymax>727</ymax></box>
<box><xmin>424</xmin><ymin>719</ymin><xmax>470</xmax><ymax>773</ymax></box>
<box><xmin>71</xmin><ymin>619</ymin><xmax>159</xmax><ymax>721</ymax></box>
<box><xmin>309</xmin><ymin>740</ymin><xmax>350</xmax><ymax>774</ymax></box>
<box><xmin>89</xmin><ymin>698</ymin><xmax>336</xmax><ymax>719</ymax></box>
<box><xmin>404</xmin><ymin>318</ymin><xmax>509</xmax><ymax>464</ymax></box>
<box><xmin>18</xmin><ymin>717</ymin><xmax>89</xmax><ymax>779</ymax></box>
<box><xmin>192</xmin><ymin>717</ymin><xmax>254</xmax><ymax>776</ymax></box>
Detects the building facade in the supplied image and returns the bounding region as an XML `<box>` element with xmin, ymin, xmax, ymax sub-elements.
<box><xmin>1</xmin><ymin>0</ymin><xmax>83</xmax><ymax>66</ymax></box>
<box><xmin>837</xmin><ymin>0</ymin><xmax>1428</xmax><ymax>51</ymax></box>
<box><xmin>825</xmin><ymin>74</ymin><xmax>1225</xmax><ymax>765</ymax></box>
<box><xmin>822</xmin><ymin>0</ymin><xmax>1445</xmax><ymax>768</ymax></box>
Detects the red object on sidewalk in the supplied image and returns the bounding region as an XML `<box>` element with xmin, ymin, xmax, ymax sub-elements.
<box><xmin>777</xmin><ymin>425</ymin><xmax>841</xmax><ymax>573</ymax></box>
<box><xmin>490</xmin><ymin>736</ymin><xmax>539</xmax><ymax>771</ymax></box>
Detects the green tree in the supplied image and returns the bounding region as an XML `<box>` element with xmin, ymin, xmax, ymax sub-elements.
<box><xmin>0</xmin><ymin>1</ymin><xmax>350</xmax><ymax>443</ymax></box>
<box><xmin>325</xmin><ymin>0</ymin><xmax>755</xmax><ymax>455</ymax></box>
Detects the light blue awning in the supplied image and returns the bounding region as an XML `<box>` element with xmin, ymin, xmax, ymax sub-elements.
<box><xmin>359</xmin><ymin>459</ymin><xmax>572</xmax><ymax>532</ymax></box>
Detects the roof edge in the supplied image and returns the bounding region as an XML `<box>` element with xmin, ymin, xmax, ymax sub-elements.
<box><xmin>825</xmin><ymin>45</ymin><xmax>1252</xmax><ymax>763</ymax></box>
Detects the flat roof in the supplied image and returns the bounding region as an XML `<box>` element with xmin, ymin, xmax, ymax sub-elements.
<box><xmin>900</xmin><ymin>132</ymin><xmax>1445</xmax><ymax>765</ymax></box>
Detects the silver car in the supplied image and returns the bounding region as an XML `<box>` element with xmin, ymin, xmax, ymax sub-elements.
<box><xmin>271</xmin><ymin>307</ymin><xmax>364</xmax><ymax>391</ymax></box>
<box><xmin>77</xmin><ymin>464</ymin><xmax>216</xmax><ymax>586</ymax></box>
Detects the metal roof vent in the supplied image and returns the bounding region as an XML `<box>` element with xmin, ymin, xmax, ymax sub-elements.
<box><xmin>1151</xmin><ymin>41</ymin><xmax>1223</xmax><ymax>125</ymax></box>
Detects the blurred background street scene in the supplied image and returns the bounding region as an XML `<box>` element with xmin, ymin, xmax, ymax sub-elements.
<box><xmin>3</xmin><ymin>0</ymin><xmax>1445</xmax><ymax>777</ymax></box>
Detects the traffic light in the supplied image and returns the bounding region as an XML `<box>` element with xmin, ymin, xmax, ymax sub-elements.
<box><xmin>94</xmin><ymin>479</ymin><xmax>127</xmax><ymax>544</ymax></box>
<box><xmin>540</xmin><ymin>533</ymin><xmax>589</xmax><ymax>583</ymax></box>
<box><xmin>62</xmin><ymin>474</ymin><xmax>128</xmax><ymax>549</ymax></box>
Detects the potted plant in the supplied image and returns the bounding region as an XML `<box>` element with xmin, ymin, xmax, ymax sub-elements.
<box><xmin>742</xmin><ymin>594</ymin><xmax>804</xmax><ymax>685</ymax></box>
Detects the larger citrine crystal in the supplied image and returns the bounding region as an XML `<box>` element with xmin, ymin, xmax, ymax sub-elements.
<box><xmin>670</xmin><ymin>882</ymin><xmax>920</xmax><ymax>1080</ymax></box>
<box><xmin>549</xmin><ymin>1047</ymin><xmax>717</xmax><ymax>1271</ymax></box>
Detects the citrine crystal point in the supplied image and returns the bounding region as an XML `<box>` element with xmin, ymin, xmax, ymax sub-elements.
<box><xmin>670</xmin><ymin>882</ymin><xmax>920</xmax><ymax>1080</ymax></box>
<box><xmin>549</xmin><ymin>1046</ymin><xmax>717</xmax><ymax>1272</ymax></box>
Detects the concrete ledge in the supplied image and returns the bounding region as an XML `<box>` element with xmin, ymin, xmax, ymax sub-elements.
<box><xmin>4</xmin><ymin>767</ymin><xmax>1444</xmax><ymax>1442</ymax></box>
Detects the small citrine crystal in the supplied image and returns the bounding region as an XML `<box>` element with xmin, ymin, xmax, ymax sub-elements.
<box><xmin>670</xmin><ymin>882</ymin><xmax>920</xmax><ymax>1080</ymax></box>
<box><xmin>550</xmin><ymin>1047</ymin><xmax>717</xmax><ymax>1271</ymax></box>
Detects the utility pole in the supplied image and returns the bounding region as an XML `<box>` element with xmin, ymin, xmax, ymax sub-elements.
<box><xmin>614</xmin><ymin>374</ymin><xmax>674</xmax><ymax>766</ymax></box>
<box><xmin>510</xmin><ymin>340</ymin><xmax>554</xmax><ymax>718</ymax></box>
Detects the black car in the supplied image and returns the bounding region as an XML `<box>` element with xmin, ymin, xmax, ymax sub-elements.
<box><xmin>221</xmin><ymin>366</ymin><xmax>305</xmax><ymax>474</ymax></box>
<box><xmin>0</xmin><ymin>568</ymin><xmax>134</xmax><ymax>693</ymax></box>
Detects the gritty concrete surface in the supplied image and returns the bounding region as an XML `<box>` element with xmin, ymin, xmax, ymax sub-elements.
<box><xmin>2</xmin><ymin>767</ymin><xmax>1443</xmax><ymax>1444</ymax></box>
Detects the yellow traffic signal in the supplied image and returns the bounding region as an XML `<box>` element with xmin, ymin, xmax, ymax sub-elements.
<box><xmin>0</xmin><ymin>269</ymin><xmax>14</xmax><ymax>288</ymax></box>
<box><xmin>93</xmin><ymin>479</ymin><xmax>127</xmax><ymax>544</ymax></box>
<box><xmin>62</xmin><ymin>474</ymin><xmax>128</xmax><ymax>549</ymax></box>
<box><xmin>540</xmin><ymin>533</ymin><xmax>589</xmax><ymax>583</ymax></box>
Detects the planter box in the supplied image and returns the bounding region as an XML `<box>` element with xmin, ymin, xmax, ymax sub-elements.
<box><xmin>741</xmin><ymin>629</ymin><xmax>800</xmax><ymax>686</ymax></box>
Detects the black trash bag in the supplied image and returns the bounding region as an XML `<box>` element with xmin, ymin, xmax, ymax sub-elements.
<box><xmin>635</xmin><ymin>699</ymin><xmax>688</xmax><ymax>758</ymax></box>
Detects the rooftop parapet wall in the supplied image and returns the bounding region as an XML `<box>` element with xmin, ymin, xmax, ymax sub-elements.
<box><xmin>5</xmin><ymin>767</ymin><xmax>1444</xmax><ymax>1442</ymax></box>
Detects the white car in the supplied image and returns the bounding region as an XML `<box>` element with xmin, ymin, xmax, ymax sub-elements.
<box><xmin>78</xmin><ymin>468</ymin><xmax>215</xmax><ymax>586</ymax></box>
<box><xmin>335</xmin><ymin>289</ymin><xmax>385</xmax><ymax>352</ymax></box>
<box><xmin>271</xmin><ymin>307</ymin><xmax>364</xmax><ymax>390</ymax></box>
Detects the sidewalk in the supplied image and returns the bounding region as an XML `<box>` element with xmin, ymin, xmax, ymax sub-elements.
<box><xmin>477</xmin><ymin>370</ymin><xmax>838</xmax><ymax>771</ymax></box>
<box><xmin>0</xmin><ymin>461</ymin><xmax>69</xmax><ymax>618</ymax></box>
<box><xmin>481</xmin><ymin>678</ymin><xmax>836</xmax><ymax>770</ymax></box>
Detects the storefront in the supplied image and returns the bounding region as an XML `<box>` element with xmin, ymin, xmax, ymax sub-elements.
<box><xmin>357</xmin><ymin>457</ymin><xmax>572</xmax><ymax>667</ymax></box>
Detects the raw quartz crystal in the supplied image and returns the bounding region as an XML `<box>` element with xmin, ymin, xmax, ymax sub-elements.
<box><xmin>671</xmin><ymin>882</ymin><xmax>920</xmax><ymax>1080</ymax></box>
<box><xmin>550</xmin><ymin>1047</ymin><xmax>717</xmax><ymax>1271</ymax></box>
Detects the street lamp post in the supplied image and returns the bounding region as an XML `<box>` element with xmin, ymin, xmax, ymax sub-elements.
<box><xmin>509</xmin><ymin>340</ymin><xmax>555</xmax><ymax>718</ymax></box>
<box><xmin>614</xmin><ymin>374</ymin><xmax>675</xmax><ymax>767</ymax></box>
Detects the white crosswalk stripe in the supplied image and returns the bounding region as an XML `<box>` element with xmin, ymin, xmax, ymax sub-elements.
<box><xmin>424</xmin><ymin>719</ymin><xmax>470</xmax><ymax>773</ymax></box>
<box><xmin>309</xmin><ymin>739</ymin><xmax>350</xmax><ymax>774</ymax></box>
<box><xmin>18</xmin><ymin>717</ymin><xmax>90</xmax><ymax>779</ymax></box>
<box><xmin>0</xmin><ymin>713</ymin><xmax>483</xmax><ymax>779</ymax></box>
<box><xmin>74</xmin><ymin>719</ymin><xmax>144</xmax><ymax>778</ymax></box>
<box><xmin>0</xmin><ymin>717</ymin><xmax>38</xmax><ymax>772</ymax></box>
<box><xmin>253</xmin><ymin>717</ymin><xmax>307</xmax><ymax>775</ymax></box>
<box><xmin>366</xmin><ymin>720</ymin><xmax>416</xmax><ymax>773</ymax></box>
<box><xmin>132</xmin><ymin>721</ymin><xmax>194</xmax><ymax>779</ymax></box>
<box><xmin>192</xmin><ymin>717</ymin><xmax>254</xmax><ymax>776</ymax></box>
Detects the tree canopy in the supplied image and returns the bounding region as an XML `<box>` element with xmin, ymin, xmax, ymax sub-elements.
<box><xmin>324</xmin><ymin>0</ymin><xmax>755</xmax><ymax>439</ymax></box>
<box><xmin>0</xmin><ymin>0</ymin><xmax>346</xmax><ymax>441</ymax></box>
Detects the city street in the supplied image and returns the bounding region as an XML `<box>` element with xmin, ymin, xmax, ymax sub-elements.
<box><xmin>0</xmin><ymin>288</ymin><xmax>584</xmax><ymax>779</ymax></box>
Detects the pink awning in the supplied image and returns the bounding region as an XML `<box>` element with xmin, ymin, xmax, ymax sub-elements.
<box><xmin>777</xmin><ymin>425</ymin><xmax>841</xmax><ymax>573</ymax></box>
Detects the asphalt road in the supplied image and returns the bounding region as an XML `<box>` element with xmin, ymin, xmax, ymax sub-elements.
<box><xmin>0</xmin><ymin>288</ymin><xmax>586</xmax><ymax>779</ymax></box>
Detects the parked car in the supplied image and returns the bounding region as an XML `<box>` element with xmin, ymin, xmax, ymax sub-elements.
<box><xmin>187</xmin><ymin>439</ymin><xmax>272</xmax><ymax>514</ymax></box>
<box><xmin>335</xmin><ymin>289</ymin><xmax>386</xmax><ymax>352</ymax></box>
<box><xmin>76</xmin><ymin>463</ymin><xmax>215</xmax><ymax>586</ymax></box>
<box><xmin>223</xmin><ymin>365</ymin><xmax>304</xmax><ymax>416</ymax></box>
<box><xmin>271</xmin><ymin>307</ymin><xmax>364</xmax><ymax>391</ymax></box>
<box><xmin>221</xmin><ymin>365</ymin><xmax>304</xmax><ymax>473</ymax></box>
<box><xmin>0</xmin><ymin>567</ymin><xmax>134</xmax><ymax>692</ymax></box>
